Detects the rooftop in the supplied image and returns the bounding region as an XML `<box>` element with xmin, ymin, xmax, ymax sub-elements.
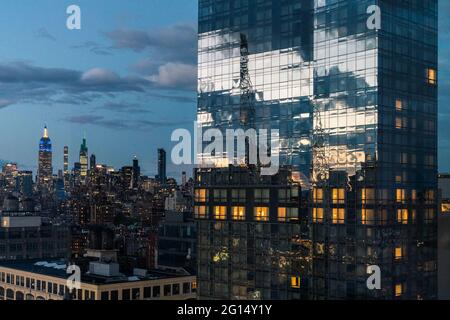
<box><xmin>0</xmin><ymin>259</ymin><xmax>192</xmax><ymax>285</ymax></box>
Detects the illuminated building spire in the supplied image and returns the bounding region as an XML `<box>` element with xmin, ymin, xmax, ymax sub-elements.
<box><xmin>43</xmin><ymin>125</ymin><xmax>48</xmax><ymax>138</ymax></box>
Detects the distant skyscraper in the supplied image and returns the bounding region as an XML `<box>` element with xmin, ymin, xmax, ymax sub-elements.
<box><xmin>79</xmin><ymin>137</ymin><xmax>88</xmax><ymax>183</ymax></box>
<box><xmin>90</xmin><ymin>154</ymin><xmax>96</xmax><ymax>171</ymax></box>
<box><xmin>15</xmin><ymin>171</ymin><xmax>33</xmax><ymax>197</ymax></box>
<box><xmin>63</xmin><ymin>146</ymin><xmax>69</xmax><ymax>174</ymax></box>
<box><xmin>182</xmin><ymin>171</ymin><xmax>187</xmax><ymax>185</ymax></box>
<box><xmin>157</xmin><ymin>149</ymin><xmax>167</xmax><ymax>184</ymax></box>
<box><xmin>63</xmin><ymin>146</ymin><xmax>69</xmax><ymax>190</ymax></box>
<box><xmin>37</xmin><ymin>126</ymin><xmax>52</xmax><ymax>191</ymax></box>
<box><xmin>132</xmin><ymin>156</ymin><xmax>140</xmax><ymax>189</ymax></box>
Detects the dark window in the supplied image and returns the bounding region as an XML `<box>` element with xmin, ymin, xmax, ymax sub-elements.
<box><xmin>122</xmin><ymin>289</ymin><xmax>130</xmax><ymax>300</ymax></box>
<box><xmin>164</xmin><ymin>285</ymin><xmax>171</xmax><ymax>296</ymax></box>
<box><xmin>183</xmin><ymin>282</ymin><xmax>191</xmax><ymax>294</ymax></box>
<box><xmin>152</xmin><ymin>286</ymin><xmax>160</xmax><ymax>298</ymax></box>
<box><xmin>101</xmin><ymin>291</ymin><xmax>109</xmax><ymax>301</ymax></box>
<box><xmin>132</xmin><ymin>288</ymin><xmax>140</xmax><ymax>300</ymax></box>
<box><xmin>173</xmin><ymin>284</ymin><xmax>180</xmax><ymax>295</ymax></box>
<box><xmin>144</xmin><ymin>287</ymin><xmax>151</xmax><ymax>299</ymax></box>
<box><xmin>110</xmin><ymin>290</ymin><xmax>118</xmax><ymax>300</ymax></box>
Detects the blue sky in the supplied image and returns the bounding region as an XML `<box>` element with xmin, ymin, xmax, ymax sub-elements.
<box><xmin>0</xmin><ymin>1</ymin><xmax>449</xmax><ymax>178</ymax></box>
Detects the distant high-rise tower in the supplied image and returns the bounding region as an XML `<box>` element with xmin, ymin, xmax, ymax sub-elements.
<box><xmin>63</xmin><ymin>146</ymin><xmax>69</xmax><ymax>174</ymax></box>
<box><xmin>90</xmin><ymin>154</ymin><xmax>96</xmax><ymax>171</ymax></box>
<box><xmin>79</xmin><ymin>137</ymin><xmax>88</xmax><ymax>183</ymax></box>
<box><xmin>157</xmin><ymin>149</ymin><xmax>166</xmax><ymax>184</ymax></box>
<box><xmin>132</xmin><ymin>156</ymin><xmax>140</xmax><ymax>188</ymax></box>
<box><xmin>63</xmin><ymin>146</ymin><xmax>69</xmax><ymax>189</ymax></box>
<box><xmin>38</xmin><ymin>126</ymin><xmax>52</xmax><ymax>191</ymax></box>
<box><xmin>182</xmin><ymin>171</ymin><xmax>187</xmax><ymax>185</ymax></box>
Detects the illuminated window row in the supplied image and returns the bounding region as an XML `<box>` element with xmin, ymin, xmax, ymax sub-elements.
<box><xmin>194</xmin><ymin>206</ymin><xmax>299</xmax><ymax>222</ymax></box>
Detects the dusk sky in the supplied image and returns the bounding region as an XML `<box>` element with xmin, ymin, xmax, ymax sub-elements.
<box><xmin>0</xmin><ymin>0</ymin><xmax>449</xmax><ymax>177</ymax></box>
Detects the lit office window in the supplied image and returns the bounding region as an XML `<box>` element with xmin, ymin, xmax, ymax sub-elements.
<box><xmin>427</xmin><ymin>68</ymin><xmax>437</xmax><ymax>85</ymax></box>
<box><xmin>396</xmin><ymin>189</ymin><xmax>406</xmax><ymax>204</ymax></box>
<box><xmin>291</xmin><ymin>276</ymin><xmax>301</xmax><ymax>289</ymax></box>
<box><xmin>232</xmin><ymin>206</ymin><xmax>245</xmax><ymax>221</ymax></box>
<box><xmin>441</xmin><ymin>203</ymin><xmax>450</xmax><ymax>214</ymax></box>
<box><xmin>214</xmin><ymin>206</ymin><xmax>227</xmax><ymax>220</ymax></box>
<box><xmin>397</xmin><ymin>209</ymin><xmax>408</xmax><ymax>224</ymax></box>
<box><xmin>313</xmin><ymin>188</ymin><xmax>323</xmax><ymax>204</ymax></box>
<box><xmin>332</xmin><ymin>208</ymin><xmax>345</xmax><ymax>224</ymax></box>
<box><xmin>313</xmin><ymin>208</ymin><xmax>324</xmax><ymax>223</ymax></box>
<box><xmin>361</xmin><ymin>209</ymin><xmax>375</xmax><ymax>225</ymax></box>
<box><xmin>278</xmin><ymin>207</ymin><xmax>299</xmax><ymax>222</ymax></box>
<box><xmin>332</xmin><ymin>188</ymin><xmax>345</xmax><ymax>204</ymax></box>
<box><xmin>195</xmin><ymin>189</ymin><xmax>207</xmax><ymax>202</ymax></box>
<box><xmin>361</xmin><ymin>188</ymin><xmax>375</xmax><ymax>204</ymax></box>
<box><xmin>194</xmin><ymin>206</ymin><xmax>207</xmax><ymax>219</ymax></box>
<box><xmin>395</xmin><ymin>284</ymin><xmax>403</xmax><ymax>297</ymax></box>
<box><xmin>395</xmin><ymin>99</ymin><xmax>403</xmax><ymax>111</ymax></box>
<box><xmin>254</xmin><ymin>207</ymin><xmax>269</xmax><ymax>222</ymax></box>
<box><xmin>395</xmin><ymin>247</ymin><xmax>403</xmax><ymax>260</ymax></box>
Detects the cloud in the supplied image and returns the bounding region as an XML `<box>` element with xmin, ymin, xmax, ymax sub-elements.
<box><xmin>36</xmin><ymin>28</ymin><xmax>56</xmax><ymax>41</ymax></box>
<box><xmin>0</xmin><ymin>99</ymin><xmax>14</xmax><ymax>109</ymax></box>
<box><xmin>105</xmin><ymin>23</ymin><xmax>197</xmax><ymax>63</ymax></box>
<box><xmin>65</xmin><ymin>114</ymin><xmax>190</xmax><ymax>131</ymax></box>
<box><xmin>148</xmin><ymin>63</ymin><xmax>197</xmax><ymax>90</ymax></box>
<box><xmin>101</xmin><ymin>101</ymin><xmax>151</xmax><ymax>114</ymax></box>
<box><xmin>106</xmin><ymin>22</ymin><xmax>197</xmax><ymax>90</ymax></box>
<box><xmin>0</xmin><ymin>62</ymin><xmax>151</xmax><ymax>108</ymax></box>
<box><xmin>70</xmin><ymin>41</ymin><xmax>113</xmax><ymax>56</ymax></box>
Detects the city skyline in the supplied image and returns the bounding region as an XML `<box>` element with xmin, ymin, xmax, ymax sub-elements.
<box><xmin>0</xmin><ymin>1</ymin><xmax>449</xmax><ymax>178</ymax></box>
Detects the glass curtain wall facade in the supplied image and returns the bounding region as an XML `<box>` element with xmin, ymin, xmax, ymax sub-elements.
<box><xmin>197</xmin><ymin>0</ymin><xmax>437</xmax><ymax>299</ymax></box>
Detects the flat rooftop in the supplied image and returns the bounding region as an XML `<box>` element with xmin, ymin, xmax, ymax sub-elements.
<box><xmin>0</xmin><ymin>259</ymin><xmax>192</xmax><ymax>285</ymax></box>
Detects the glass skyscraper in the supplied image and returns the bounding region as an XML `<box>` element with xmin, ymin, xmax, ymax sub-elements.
<box><xmin>196</xmin><ymin>0</ymin><xmax>437</xmax><ymax>299</ymax></box>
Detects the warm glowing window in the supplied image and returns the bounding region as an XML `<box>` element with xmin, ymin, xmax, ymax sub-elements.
<box><xmin>332</xmin><ymin>208</ymin><xmax>345</xmax><ymax>224</ymax></box>
<box><xmin>395</xmin><ymin>117</ymin><xmax>407</xmax><ymax>129</ymax></box>
<box><xmin>395</xmin><ymin>247</ymin><xmax>403</xmax><ymax>260</ymax></box>
<box><xmin>395</xmin><ymin>284</ymin><xmax>403</xmax><ymax>297</ymax></box>
<box><xmin>278</xmin><ymin>207</ymin><xmax>299</xmax><ymax>222</ymax></box>
<box><xmin>195</xmin><ymin>189</ymin><xmax>207</xmax><ymax>202</ymax></box>
<box><xmin>192</xmin><ymin>281</ymin><xmax>197</xmax><ymax>290</ymax></box>
<box><xmin>396</xmin><ymin>189</ymin><xmax>406</xmax><ymax>204</ymax></box>
<box><xmin>395</xmin><ymin>99</ymin><xmax>403</xmax><ymax>111</ymax></box>
<box><xmin>442</xmin><ymin>203</ymin><xmax>450</xmax><ymax>214</ymax></box>
<box><xmin>397</xmin><ymin>209</ymin><xmax>408</xmax><ymax>224</ymax></box>
<box><xmin>313</xmin><ymin>208</ymin><xmax>324</xmax><ymax>223</ymax></box>
<box><xmin>361</xmin><ymin>209</ymin><xmax>375</xmax><ymax>225</ymax></box>
<box><xmin>214</xmin><ymin>206</ymin><xmax>227</xmax><ymax>220</ymax></box>
<box><xmin>291</xmin><ymin>276</ymin><xmax>301</xmax><ymax>289</ymax></box>
<box><xmin>332</xmin><ymin>188</ymin><xmax>345</xmax><ymax>204</ymax></box>
<box><xmin>194</xmin><ymin>206</ymin><xmax>207</xmax><ymax>219</ymax></box>
<box><xmin>427</xmin><ymin>68</ymin><xmax>437</xmax><ymax>85</ymax></box>
<box><xmin>232</xmin><ymin>206</ymin><xmax>245</xmax><ymax>221</ymax></box>
<box><xmin>278</xmin><ymin>208</ymin><xmax>286</xmax><ymax>221</ymax></box>
<box><xmin>254</xmin><ymin>207</ymin><xmax>269</xmax><ymax>222</ymax></box>
<box><xmin>361</xmin><ymin>188</ymin><xmax>375</xmax><ymax>204</ymax></box>
<box><xmin>313</xmin><ymin>188</ymin><xmax>323</xmax><ymax>204</ymax></box>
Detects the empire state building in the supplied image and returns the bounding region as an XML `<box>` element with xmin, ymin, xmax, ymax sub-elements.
<box><xmin>38</xmin><ymin>126</ymin><xmax>53</xmax><ymax>191</ymax></box>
